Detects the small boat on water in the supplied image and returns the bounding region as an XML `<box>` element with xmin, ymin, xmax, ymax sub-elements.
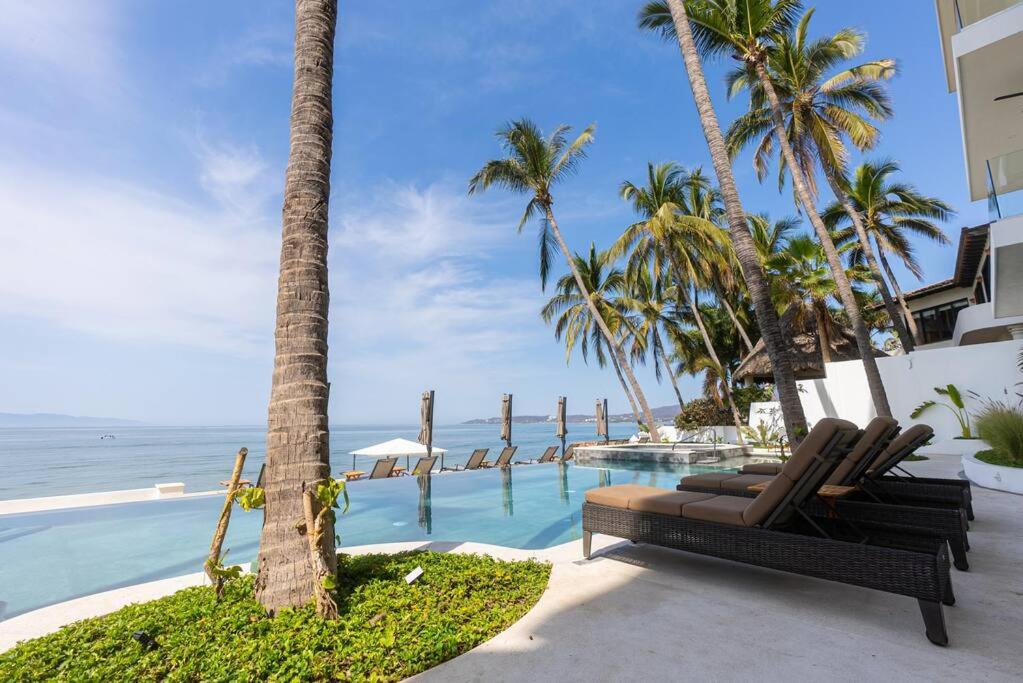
<box><xmin>99</xmin><ymin>434</ymin><xmax>116</xmax><ymax>440</ymax></box>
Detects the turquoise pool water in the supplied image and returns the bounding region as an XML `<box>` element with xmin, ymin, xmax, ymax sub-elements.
<box><xmin>0</xmin><ymin>462</ymin><xmax>722</xmax><ymax>620</ymax></box>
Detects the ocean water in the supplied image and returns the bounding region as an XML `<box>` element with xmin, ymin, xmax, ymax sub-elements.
<box><xmin>0</xmin><ymin>423</ymin><xmax>637</xmax><ymax>501</ymax></box>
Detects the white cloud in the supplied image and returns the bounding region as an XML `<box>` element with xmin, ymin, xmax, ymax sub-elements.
<box><xmin>0</xmin><ymin>164</ymin><xmax>280</xmax><ymax>355</ymax></box>
<box><xmin>196</xmin><ymin>141</ymin><xmax>277</xmax><ymax>219</ymax></box>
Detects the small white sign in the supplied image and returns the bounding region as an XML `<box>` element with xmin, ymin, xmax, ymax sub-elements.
<box><xmin>405</xmin><ymin>566</ymin><xmax>423</xmax><ymax>584</ymax></box>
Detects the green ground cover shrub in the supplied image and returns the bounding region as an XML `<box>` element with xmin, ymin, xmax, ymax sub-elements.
<box><xmin>0</xmin><ymin>551</ymin><xmax>550</xmax><ymax>682</ymax></box>
<box><xmin>975</xmin><ymin>401</ymin><xmax>1023</xmax><ymax>468</ymax></box>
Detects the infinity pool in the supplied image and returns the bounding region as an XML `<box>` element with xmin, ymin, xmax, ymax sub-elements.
<box><xmin>0</xmin><ymin>462</ymin><xmax>725</xmax><ymax>620</ymax></box>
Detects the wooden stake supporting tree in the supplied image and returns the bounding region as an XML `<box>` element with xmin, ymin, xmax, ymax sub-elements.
<box><xmin>206</xmin><ymin>447</ymin><xmax>248</xmax><ymax>599</ymax></box>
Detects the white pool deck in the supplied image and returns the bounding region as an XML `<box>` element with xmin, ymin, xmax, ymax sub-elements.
<box><xmin>3</xmin><ymin>454</ymin><xmax>1022</xmax><ymax>681</ymax></box>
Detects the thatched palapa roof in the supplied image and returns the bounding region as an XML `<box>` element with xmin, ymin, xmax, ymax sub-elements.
<box><xmin>733</xmin><ymin>306</ymin><xmax>887</xmax><ymax>383</ymax></box>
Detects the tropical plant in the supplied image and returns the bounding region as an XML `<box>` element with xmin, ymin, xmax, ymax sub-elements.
<box><xmin>638</xmin><ymin>0</ymin><xmax>809</xmax><ymax>444</ymax></box>
<box><xmin>256</xmin><ymin>0</ymin><xmax>339</xmax><ymax>616</ymax></box>
<box><xmin>469</xmin><ymin>119</ymin><xmax>659</xmax><ymax>433</ymax></box>
<box><xmin>746</xmin><ymin>212</ymin><xmax>798</xmax><ymax>265</ymax></box>
<box><xmin>541</xmin><ymin>243</ymin><xmax>644</xmax><ymax>425</ymax></box>
<box><xmin>661</xmin><ymin>0</ymin><xmax>891</xmax><ymax>416</ymax></box>
<box><xmin>741</xmin><ymin>422</ymin><xmax>781</xmax><ymax>448</ymax></box>
<box><xmin>765</xmin><ymin>236</ymin><xmax>871</xmax><ymax>364</ymax></box>
<box><xmin>723</xmin><ymin>9</ymin><xmax>914</xmax><ymax>352</ymax></box>
<box><xmin>615</xmin><ymin>161</ymin><xmax>744</xmax><ymax>436</ymax></box>
<box><xmin>911</xmin><ymin>384</ymin><xmax>974</xmax><ymax>439</ymax></box>
<box><xmin>668</xmin><ymin>301</ymin><xmax>745</xmax><ymax>407</ymax></box>
<box><xmin>824</xmin><ymin>160</ymin><xmax>954</xmax><ymax>345</ymax></box>
<box><xmin>974</xmin><ymin>400</ymin><xmax>1023</xmax><ymax>467</ymax></box>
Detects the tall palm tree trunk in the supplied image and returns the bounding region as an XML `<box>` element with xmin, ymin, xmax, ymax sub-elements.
<box><xmin>813</xmin><ymin>307</ymin><xmax>833</xmax><ymax>364</ymax></box>
<box><xmin>544</xmin><ymin>207</ymin><xmax>660</xmax><ymax>433</ymax></box>
<box><xmin>663</xmin><ymin>0</ymin><xmax>808</xmax><ymax>443</ymax></box>
<box><xmin>752</xmin><ymin>60</ymin><xmax>892</xmax><ymax>418</ymax></box>
<box><xmin>677</xmin><ymin>279</ymin><xmax>745</xmax><ymax>440</ymax></box>
<box><xmin>719</xmin><ymin>292</ymin><xmax>754</xmax><ymax>354</ymax></box>
<box><xmin>609</xmin><ymin>348</ymin><xmax>644</xmax><ymax>425</ymax></box>
<box><xmin>876</xmin><ymin>243</ymin><xmax>923</xmax><ymax>345</ymax></box>
<box><xmin>822</xmin><ymin>170</ymin><xmax>915</xmax><ymax>352</ymax></box>
<box><xmin>255</xmin><ymin>0</ymin><xmax>338</xmax><ymax>614</ymax></box>
<box><xmin>653</xmin><ymin>327</ymin><xmax>686</xmax><ymax>409</ymax></box>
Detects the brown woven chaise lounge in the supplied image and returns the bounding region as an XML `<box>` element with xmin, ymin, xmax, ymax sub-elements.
<box><xmin>678</xmin><ymin>419</ymin><xmax>973</xmax><ymax>570</ymax></box>
<box><xmin>582</xmin><ymin>418</ymin><xmax>954</xmax><ymax>645</ymax></box>
<box><xmin>444</xmin><ymin>448</ymin><xmax>488</xmax><ymax>472</ymax></box>
<box><xmin>483</xmin><ymin>446</ymin><xmax>518</xmax><ymax>468</ymax></box>
<box><xmin>406</xmin><ymin>456</ymin><xmax>437</xmax><ymax>476</ymax></box>
<box><xmin>742</xmin><ymin>424</ymin><xmax>974</xmax><ymax>521</ymax></box>
<box><xmin>516</xmin><ymin>445</ymin><xmax>560</xmax><ymax>464</ymax></box>
<box><xmin>368</xmin><ymin>457</ymin><xmax>398</xmax><ymax>479</ymax></box>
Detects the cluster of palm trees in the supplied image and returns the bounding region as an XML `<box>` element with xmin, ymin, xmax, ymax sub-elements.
<box><xmin>470</xmin><ymin>0</ymin><xmax>953</xmax><ymax>443</ymax></box>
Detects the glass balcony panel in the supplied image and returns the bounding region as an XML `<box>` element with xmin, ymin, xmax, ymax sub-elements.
<box><xmin>956</xmin><ymin>0</ymin><xmax>1023</xmax><ymax>28</ymax></box>
<box><xmin>987</xmin><ymin>148</ymin><xmax>1023</xmax><ymax>220</ymax></box>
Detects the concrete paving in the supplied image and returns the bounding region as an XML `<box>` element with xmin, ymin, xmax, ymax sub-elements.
<box><xmin>415</xmin><ymin>454</ymin><xmax>1023</xmax><ymax>682</ymax></box>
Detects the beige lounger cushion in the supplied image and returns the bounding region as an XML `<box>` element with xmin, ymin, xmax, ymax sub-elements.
<box><xmin>741</xmin><ymin>462</ymin><xmax>784</xmax><ymax>475</ymax></box>
<box><xmin>718</xmin><ymin>473</ymin><xmax>773</xmax><ymax>492</ymax></box>
<box><xmin>678</xmin><ymin>471</ymin><xmax>742</xmax><ymax>490</ymax></box>
<box><xmin>680</xmin><ymin>495</ymin><xmax>752</xmax><ymax>526</ymax></box>
<box><xmin>629</xmin><ymin>490</ymin><xmax>717</xmax><ymax>516</ymax></box>
<box><xmin>826</xmin><ymin>416</ymin><xmax>898</xmax><ymax>484</ymax></box>
<box><xmin>742</xmin><ymin>418</ymin><xmax>858</xmax><ymax>527</ymax></box>
<box><xmin>869</xmin><ymin>423</ymin><xmax>932</xmax><ymax>473</ymax></box>
<box><xmin>585</xmin><ymin>484</ymin><xmax>657</xmax><ymax>509</ymax></box>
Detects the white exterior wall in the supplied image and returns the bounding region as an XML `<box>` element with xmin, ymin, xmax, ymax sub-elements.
<box><xmin>792</xmin><ymin>340</ymin><xmax>1022</xmax><ymax>442</ymax></box>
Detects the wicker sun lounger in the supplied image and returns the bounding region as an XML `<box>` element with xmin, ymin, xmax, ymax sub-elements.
<box><xmin>368</xmin><ymin>457</ymin><xmax>398</xmax><ymax>479</ymax></box>
<box><xmin>739</xmin><ymin>423</ymin><xmax>974</xmax><ymax>521</ymax></box>
<box><xmin>678</xmin><ymin>419</ymin><xmax>972</xmax><ymax>570</ymax></box>
<box><xmin>582</xmin><ymin>418</ymin><xmax>954</xmax><ymax>646</ymax></box>
<box><xmin>516</xmin><ymin>446</ymin><xmax>560</xmax><ymax>464</ymax></box>
<box><xmin>407</xmin><ymin>456</ymin><xmax>437</xmax><ymax>476</ymax></box>
<box><xmin>484</xmin><ymin>446</ymin><xmax>518</xmax><ymax>468</ymax></box>
<box><xmin>445</xmin><ymin>448</ymin><xmax>488</xmax><ymax>472</ymax></box>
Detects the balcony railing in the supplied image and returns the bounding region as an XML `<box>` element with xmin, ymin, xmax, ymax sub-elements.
<box><xmin>987</xmin><ymin>148</ymin><xmax>1023</xmax><ymax>220</ymax></box>
<box><xmin>955</xmin><ymin>0</ymin><xmax>1023</xmax><ymax>28</ymax></box>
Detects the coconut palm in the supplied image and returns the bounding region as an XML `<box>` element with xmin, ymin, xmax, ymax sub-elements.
<box><xmin>256</xmin><ymin>0</ymin><xmax>338</xmax><ymax>616</ymax></box>
<box><xmin>823</xmin><ymin>160</ymin><xmax>954</xmax><ymax>344</ymax></box>
<box><xmin>469</xmin><ymin>119</ymin><xmax>659</xmax><ymax>433</ymax></box>
<box><xmin>541</xmin><ymin>243</ymin><xmax>644</xmax><ymax>425</ymax></box>
<box><xmin>621</xmin><ymin>265</ymin><xmax>689</xmax><ymax>409</ymax></box>
<box><xmin>723</xmin><ymin>9</ymin><xmax>915</xmax><ymax>352</ymax></box>
<box><xmin>766</xmin><ymin>236</ymin><xmax>871</xmax><ymax>364</ymax></box>
<box><xmin>637</xmin><ymin>0</ymin><xmax>809</xmax><ymax>443</ymax></box>
<box><xmin>669</xmin><ymin>301</ymin><xmax>744</xmax><ymax>407</ymax></box>
<box><xmin>650</xmin><ymin>0</ymin><xmax>892</xmax><ymax>416</ymax></box>
<box><xmin>615</xmin><ymin>161</ymin><xmax>746</xmax><ymax>438</ymax></box>
<box><xmin>747</xmin><ymin>212</ymin><xmax>799</xmax><ymax>264</ymax></box>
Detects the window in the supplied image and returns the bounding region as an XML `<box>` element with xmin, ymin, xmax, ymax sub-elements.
<box><xmin>911</xmin><ymin>299</ymin><xmax>970</xmax><ymax>344</ymax></box>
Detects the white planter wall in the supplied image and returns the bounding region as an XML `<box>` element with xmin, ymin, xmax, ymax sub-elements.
<box><xmin>791</xmin><ymin>340</ymin><xmax>1022</xmax><ymax>442</ymax></box>
<box><xmin>962</xmin><ymin>454</ymin><xmax>1023</xmax><ymax>494</ymax></box>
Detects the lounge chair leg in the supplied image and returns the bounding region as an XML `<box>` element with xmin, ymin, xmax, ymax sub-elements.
<box><xmin>950</xmin><ymin>540</ymin><xmax>969</xmax><ymax>572</ymax></box>
<box><xmin>918</xmin><ymin>600</ymin><xmax>948</xmax><ymax>646</ymax></box>
<box><xmin>942</xmin><ymin>582</ymin><xmax>956</xmax><ymax>606</ymax></box>
<box><xmin>966</xmin><ymin>501</ymin><xmax>975</xmax><ymax>522</ymax></box>
<box><xmin>583</xmin><ymin>531</ymin><xmax>592</xmax><ymax>559</ymax></box>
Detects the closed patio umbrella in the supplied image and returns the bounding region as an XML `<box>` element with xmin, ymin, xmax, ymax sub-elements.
<box><xmin>595</xmin><ymin>398</ymin><xmax>608</xmax><ymax>443</ymax></box>
<box><xmin>419</xmin><ymin>389</ymin><xmax>435</xmax><ymax>467</ymax></box>
<box><xmin>556</xmin><ymin>396</ymin><xmax>567</xmax><ymax>456</ymax></box>
<box><xmin>500</xmin><ymin>393</ymin><xmax>513</xmax><ymax>447</ymax></box>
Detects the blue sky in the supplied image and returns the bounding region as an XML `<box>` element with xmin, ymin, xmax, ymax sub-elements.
<box><xmin>0</xmin><ymin>1</ymin><xmax>987</xmax><ymax>425</ymax></box>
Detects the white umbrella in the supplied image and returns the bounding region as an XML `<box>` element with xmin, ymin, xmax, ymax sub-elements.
<box><xmin>349</xmin><ymin>438</ymin><xmax>447</xmax><ymax>471</ymax></box>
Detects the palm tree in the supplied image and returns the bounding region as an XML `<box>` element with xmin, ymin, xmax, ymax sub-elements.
<box><xmin>469</xmin><ymin>119</ymin><xmax>659</xmax><ymax>433</ymax></box>
<box><xmin>824</xmin><ymin>160</ymin><xmax>954</xmax><ymax>344</ymax></box>
<box><xmin>669</xmin><ymin>302</ymin><xmax>744</xmax><ymax>408</ymax></box>
<box><xmin>766</xmin><ymin>236</ymin><xmax>871</xmax><ymax>364</ymax></box>
<box><xmin>255</xmin><ymin>0</ymin><xmax>338</xmax><ymax>615</ymax></box>
<box><xmin>662</xmin><ymin>0</ymin><xmax>892</xmax><ymax>416</ymax></box>
<box><xmin>747</xmin><ymin>212</ymin><xmax>799</xmax><ymax>264</ymax></box>
<box><xmin>622</xmin><ymin>265</ymin><xmax>688</xmax><ymax>409</ymax></box>
<box><xmin>723</xmin><ymin>9</ymin><xmax>915</xmax><ymax>352</ymax></box>
<box><xmin>615</xmin><ymin>161</ymin><xmax>746</xmax><ymax>438</ymax></box>
<box><xmin>638</xmin><ymin>0</ymin><xmax>809</xmax><ymax>443</ymax></box>
<box><xmin>541</xmin><ymin>243</ymin><xmax>645</xmax><ymax>426</ymax></box>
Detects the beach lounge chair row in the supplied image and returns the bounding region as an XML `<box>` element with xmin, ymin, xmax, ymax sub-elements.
<box><xmin>581</xmin><ymin>418</ymin><xmax>957</xmax><ymax>646</ymax></box>
<box><xmin>678</xmin><ymin>418</ymin><xmax>973</xmax><ymax>570</ymax></box>
<box><xmin>445</xmin><ymin>445</ymin><xmax>569</xmax><ymax>471</ymax></box>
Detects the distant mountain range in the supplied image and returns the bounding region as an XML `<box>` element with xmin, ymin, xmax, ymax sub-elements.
<box><xmin>0</xmin><ymin>413</ymin><xmax>144</xmax><ymax>428</ymax></box>
<box><xmin>463</xmin><ymin>404</ymin><xmax>680</xmax><ymax>425</ymax></box>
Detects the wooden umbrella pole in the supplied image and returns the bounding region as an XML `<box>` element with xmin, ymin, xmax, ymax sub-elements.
<box><xmin>206</xmin><ymin>447</ymin><xmax>248</xmax><ymax>594</ymax></box>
